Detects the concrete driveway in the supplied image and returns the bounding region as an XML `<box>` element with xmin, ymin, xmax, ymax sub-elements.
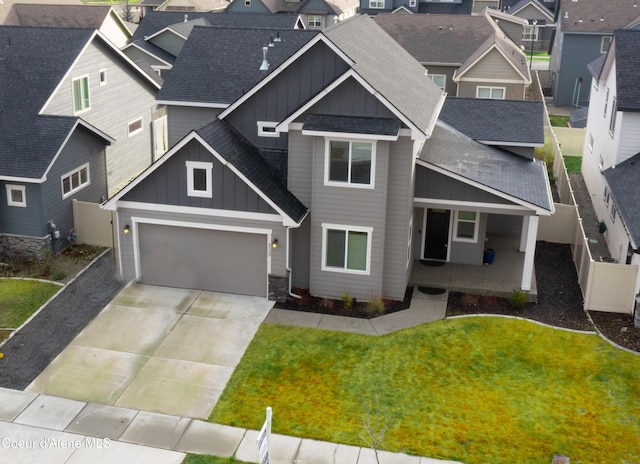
<box><xmin>26</xmin><ymin>284</ymin><xmax>274</xmax><ymax>419</ymax></box>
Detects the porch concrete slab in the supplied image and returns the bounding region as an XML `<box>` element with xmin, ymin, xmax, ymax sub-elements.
<box><xmin>295</xmin><ymin>439</ymin><xmax>362</xmax><ymax>464</ymax></box>
<box><xmin>175</xmin><ymin>420</ymin><xmax>246</xmax><ymax>456</ymax></box>
<box><xmin>120</xmin><ymin>411</ymin><xmax>192</xmax><ymax>450</ymax></box>
<box><xmin>14</xmin><ymin>395</ymin><xmax>86</xmax><ymax>431</ymax></box>
<box><xmin>358</xmin><ymin>448</ymin><xmax>421</xmax><ymax>464</ymax></box>
<box><xmin>235</xmin><ymin>430</ymin><xmax>302</xmax><ymax>463</ymax></box>
<box><xmin>371</xmin><ymin>292</ymin><xmax>448</xmax><ymax>335</ymax></box>
<box><xmin>65</xmin><ymin>437</ymin><xmax>185</xmax><ymax>464</ymax></box>
<box><xmin>26</xmin><ymin>345</ymin><xmax>149</xmax><ymax>405</ymax></box>
<box><xmin>0</xmin><ymin>388</ymin><xmax>36</xmax><ymax>421</ymax></box>
<box><xmin>317</xmin><ymin>314</ymin><xmax>377</xmax><ymax>335</ymax></box>
<box><xmin>154</xmin><ymin>315</ymin><xmax>260</xmax><ymax>366</ymax></box>
<box><xmin>264</xmin><ymin>307</ymin><xmax>323</xmax><ymax>328</ymax></box>
<box><xmin>65</xmin><ymin>403</ymin><xmax>137</xmax><ymax>439</ymax></box>
<box><xmin>187</xmin><ymin>291</ymin><xmax>274</xmax><ymax>321</ymax></box>
<box><xmin>0</xmin><ymin>421</ymin><xmax>78</xmax><ymax>463</ymax></box>
<box><xmin>111</xmin><ymin>283</ymin><xmax>200</xmax><ymax>313</ymax></box>
<box><xmin>71</xmin><ymin>304</ymin><xmax>181</xmax><ymax>355</ymax></box>
<box><xmin>114</xmin><ymin>357</ymin><xmax>233</xmax><ymax>419</ymax></box>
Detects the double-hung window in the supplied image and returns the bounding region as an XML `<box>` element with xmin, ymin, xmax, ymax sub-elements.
<box><xmin>522</xmin><ymin>25</ymin><xmax>538</xmax><ymax>41</ymax></box>
<box><xmin>326</xmin><ymin>140</ymin><xmax>374</xmax><ymax>187</ymax></box>
<box><xmin>308</xmin><ymin>15</ymin><xmax>323</xmax><ymax>28</ymax></box>
<box><xmin>322</xmin><ymin>224</ymin><xmax>372</xmax><ymax>274</ymax></box>
<box><xmin>186</xmin><ymin>161</ymin><xmax>213</xmax><ymax>198</ymax></box>
<box><xmin>601</xmin><ymin>36</ymin><xmax>612</xmax><ymax>53</ymax></box>
<box><xmin>369</xmin><ymin>0</ymin><xmax>384</xmax><ymax>8</ymax></box>
<box><xmin>453</xmin><ymin>211</ymin><xmax>478</xmax><ymax>242</ymax></box>
<box><xmin>72</xmin><ymin>75</ymin><xmax>90</xmax><ymax>114</ymax></box>
<box><xmin>428</xmin><ymin>74</ymin><xmax>446</xmax><ymax>90</ymax></box>
<box><xmin>6</xmin><ymin>185</ymin><xmax>26</xmax><ymax>207</ymax></box>
<box><xmin>61</xmin><ymin>164</ymin><xmax>90</xmax><ymax>199</ymax></box>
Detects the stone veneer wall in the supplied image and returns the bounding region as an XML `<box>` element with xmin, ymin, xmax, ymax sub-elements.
<box><xmin>0</xmin><ymin>234</ymin><xmax>51</xmax><ymax>261</ymax></box>
<box><xmin>268</xmin><ymin>273</ymin><xmax>289</xmax><ymax>302</ymax></box>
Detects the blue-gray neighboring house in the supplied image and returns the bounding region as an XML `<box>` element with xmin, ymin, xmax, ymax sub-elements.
<box><xmin>360</xmin><ymin>0</ymin><xmax>481</xmax><ymax>16</ymax></box>
<box><xmin>225</xmin><ymin>0</ymin><xmax>359</xmax><ymax>29</ymax></box>
<box><xmin>105</xmin><ymin>14</ymin><xmax>553</xmax><ymax>302</ymax></box>
<box><xmin>549</xmin><ymin>0</ymin><xmax>640</xmax><ymax>108</ymax></box>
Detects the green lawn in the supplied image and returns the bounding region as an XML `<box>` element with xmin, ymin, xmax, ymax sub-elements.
<box><xmin>549</xmin><ymin>114</ymin><xmax>570</xmax><ymax>127</ymax></box>
<box><xmin>182</xmin><ymin>455</ymin><xmax>251</xmax><ymax>464</ymax></box>
<box><xmin>0</xmin><ymin>279</ymin><xmax>61</xmax><ymax>328</ymax></box>
<box><xmin>210</xmin><ymin>318</ymin><xmax>640</xmax><ymax>464</ymax></box>
<box><xmin>564</xmin><ymin>156</ymin><xmax>582</xmax><ymax>174</ymax></box>
<box><xmin>530</xmin><ymin>51</ymin><xmax>550</xmax><ymax>61</ymax></box>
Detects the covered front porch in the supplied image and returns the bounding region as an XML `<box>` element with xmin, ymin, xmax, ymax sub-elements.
<box><xmin>409</xmin><ymin>234</ymin><xmax>538</xmax><ymax>301</ymax></box>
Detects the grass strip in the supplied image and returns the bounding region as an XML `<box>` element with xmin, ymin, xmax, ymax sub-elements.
<box><xmin>210</xmin><ymin>318</ymin><xmax>640</xmax><ymax>463</ymax></box>
<box><xmin>0</xmin><ymin>279</ymin><xmax>61</xmax><ymax>328</ymax></box>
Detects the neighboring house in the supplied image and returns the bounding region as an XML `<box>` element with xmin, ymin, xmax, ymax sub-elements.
<box><xmin>484</xmin><ymin>7</ymin><xmax>528</xmax><ymax>48</ymax></box>
<box><xmin>0</xmin><ymin>25</ymin><xmax>162</xmax><ymax>259</ymax></box>
<box><xmin>104</xmin><ymin>15</ymin><xmax>553</xmax><ymax>302</ymax></box>
<box><xmin>3</xmin><ymin>4</ymin><xmax>132</xmax><ymax>47</ymax></box>
<box><xmin>501</xmin><ymin>0</ymin><xmax>555</xmax><ymax>14</ymax></box>
<box><xmin>374</xmin><ymin>12</ymin><xmax>531</xmax><ymax>99</ymax></box>
<box><xmin>581</xmin><ymin>30</ymin><xmax>640</xmax><ymax>292</ymax></box>
<box><xmin>139</xmin><ymin>0</ymin><xmax>229</xmax><ymax>15</ymax></box>
<box><xmin>0</xmin><ymin>0</ymin><xmax>83</xmax><ymax>24</ymax></box>
<box><xmin>549</xmin><ymin>0</ymin><xmax>640</xmax><ymax>108</ymax></box>
<box><xmin>360</xmin><ymin>0</ymin><xmax>476</xmax><ymax>16</ymax></box>
<box><xmin>496</xmin><ymin>0</ymin><xmax>555</xmax><ymax>51</ymax></box>
<box><xmin>122</xmin><ymin>11</ymin><xmax>302</xmax><ymax>78</ymax></box>
<box><xmin>225</xmin><ymin>0</ymin><xmax>358</xmax><ymax>29</ymax></box>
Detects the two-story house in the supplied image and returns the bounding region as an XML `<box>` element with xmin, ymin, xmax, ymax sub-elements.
<box><xmin>374</xmin><ymin>12</ymin><xmax>531</xmax><ymax>99</ymax></box>
<box><xmin>0</xmin><ymin>25</ymin><xmax>161</xmax><ymax>259</ymax></box>
<box><xmin>104</xmin><ymin>15</ymin><xmax>553</xmax><ymax>302</ymax></box>
<box><xmin>500</xmin><ymin>0</ymin><xmax>555</xmax><ymax>52</ymax></box>
<box><xmin>581</xmin><ymin>29</ymin><xmax>640</xmax><ymax>292</ymax></box>
<box><xmin>224</xmin><ymin>0</ymin><xmax>359</xmax><ymax>30</ymax></box>
<box><xmin>549</xmin><ymin>0</ymin><xmax>640</xmax><ymax>108</ymax></box>
<box><xmin>360</xmin><ymin>0</ymin><xmax>478</xmax><ymax>16</ymax></box>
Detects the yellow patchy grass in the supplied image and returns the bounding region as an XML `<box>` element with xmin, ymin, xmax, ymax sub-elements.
<box><xmin>210</xmin><ymin>318</ymin><xmax>640</xmax><ymax>463</ymax></box>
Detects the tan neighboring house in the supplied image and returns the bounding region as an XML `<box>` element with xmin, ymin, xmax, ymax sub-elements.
<box><xmin>2</xmin><ymin>3</ymin><xmax>132</xmax><ymax>47</ymax></box>
<box><xmin>375</xmin><ymin>11</ymin><xmax>531</xmax><ymax>100</ymax></box>
<box><xmin>139</xmin><ymin>0</ymin><xmax>228</xmax><ymax>14</ymax></box>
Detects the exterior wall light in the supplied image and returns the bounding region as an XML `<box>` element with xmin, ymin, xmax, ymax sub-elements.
<box><xmin>123</xmin><ymin>224</ymin><xmax>130</xmax><ymax>234</ymax></box>
<box><xmin>271</xmin><ymin>239</ymin><xmax>278</xmax><ymax>249</ymax></box>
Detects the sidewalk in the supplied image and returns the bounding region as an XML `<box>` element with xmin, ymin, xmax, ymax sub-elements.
<box><xmin>0</xmin><ymin>387</ymin><xmax>462</xmax><ymax>464</ymax></box>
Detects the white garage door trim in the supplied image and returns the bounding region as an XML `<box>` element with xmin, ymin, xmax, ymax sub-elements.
<box><xmin>130</xmin><ymin>216</ymin><xmax>272</xmax><ymax>287</ymax></box>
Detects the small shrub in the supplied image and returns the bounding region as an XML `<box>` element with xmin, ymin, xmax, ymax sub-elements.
<box><xmin>52</xmin><ymin>272</ymin><xmax>66</xmax><ymax>281</ymax></box>
<box><xmin>365</xmin><ymin>295</ymin><xmax>386</xmax><ymax>317</ymax></box>
<box><xmin>342</xmin><ymin>292</ymin><xmax>354</xmax><ymax>309</ymax></box>
<box><xmin>510</xmin><ymin>289</ymin><xmax>529</xmax><ymax>309</ymax></box>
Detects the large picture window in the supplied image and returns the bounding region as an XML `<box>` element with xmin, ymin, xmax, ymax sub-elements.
<box><xmin>61</xmin><ymin>164</ymin><xmax>90</xmax><ymax>198</ymax></box>
<box><xmin>326</xmin><ymin>140</ymin><xmax>374</xmax><ymax>187</ymax></box>
<box><xmin>72</xmin><ymin>76</ymin><xmax>90</xmax><ymax>113</ymax></box>
<box><xmin>186</xmin><ymin>161</ymin><xmax>213</xmax><ymax>198</ymax></box>
<box><xmin>322</xmin><ymin>224</ymin><xmax>372</xmax><ymax>274</ymax></box>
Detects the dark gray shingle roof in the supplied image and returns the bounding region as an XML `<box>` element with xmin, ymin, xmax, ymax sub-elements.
<box><xmin>439</xmin><ymin>98</ymin><xmax>544</xmax><ymax>145</ymax></box>
<box><xmin>612</xmin><ymin>29</ymin><xmax>640</xmax><ymax>112</ymax></box>
<box><xmin>604</xmin><ymin>153</ymin><xmax>640</xmax><ymax>248</ymax></box>
<box><xmin>418</xmin><ymin>121</ymin><xmax>553</xmax><ymax>211</ymax></box>
<box><xmin>557</xmin><ymin>0</ymin><xmax>640</xmax><ymax>33</ymax></box>
<box><xmin>303</xmin><ymin>114</ymin><xmax>401</xmax><ymax>136</ymax></box>
<box><xmin>196</xmin><ymin>119</ymin><xmax>308</xmax><ymax>222</ymax></box>
<box><xmin>5</xmin><ymin>4</ymin><xmax>112</xmax><ymax>28</ymax></box>
<box><xmin>157</xmin><ymin>27</ymin><xmax>318</xmax><ymax>104</ymax></box>
<box><xmin>0</xmin><ymin>26</ymin><xmax>94</xmax><ymax>178</ymax></box>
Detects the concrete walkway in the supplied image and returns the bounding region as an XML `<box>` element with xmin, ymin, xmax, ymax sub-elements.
<box><xmin>0</xmin><ymin>387</ymin><xmax>462</xmax><ymax>464</ymax></box>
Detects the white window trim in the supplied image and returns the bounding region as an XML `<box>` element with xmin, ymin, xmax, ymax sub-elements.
<box><xmin>321</xmin><ymin>223</ymin><xmax>373</xmax><ymax>275</ymax></box>
<box><xmin>186</xmin><ymin>161</ymin><xmax>213</xmax><ymax>198</ymax></box>
<box><xmin>610</xmin><ymin>203</ymin><xmax>617</xmax><ymax>223</ymax></box>
<box><xmin>61</xmin><ymin>163</ymin><xmax>90</xmax><ymax>199</ymax></box>
<box><xmin>601</xmin><ymin>36</ymin><xmax>612</xmax><ymax>54</ymax></box>
<box><xmin>476</xmin><ymin>86</ymin><xmax>506</xmax><ymax>99</ymax></box>
<box><xmin>72</xmin><ymin>74</ymin><xmax>90</xmax><ymax>115</ymax></box>
<box><xmin>307</xmin><ymin>15</ymin><xmax>323</xmax><ymax>28</ymax></box>
<box><xmin>428</xmin><ymin>74</ymin><xmax>446</xmax><ymax>90</ymax></box>
<box><xmin>257</xmin><ymin>121</ymin><xmax>280</xmax><ymax>138</ymax></box>
<box><xmin>6</xmin><ymin>184</ymin><xmax>26</xmax><ymax>207</ymax></box>
<box><xmin>128</xmin><ymin>117</ymin><xmax>144</xmax><ymax>137</ymax></box>
<box><xmin>369</xmin><ymin>0</ymin><xmax>384</xmax><ymax>8</ymax></box>
<box><xmin>452</xmin><ymin>210</ymin><xmax>479</xmax><ymax>243</ymax></box>
<box><xmin>99</xmin><ymin>68</ymin><xmax>107</xmax><ymax>86</ymax></box>
<box><xmin>409</xmin><ymin>0</ymin><xmax>416</xmax><ymax>6</ymax></box>
<box><xmin>603</xmin><ymin>88</ymin><xmax>609</xmax><ymax>117</ymax></box>
<box><xmin>588</xmin><ymin>133</ymin><xmax>594</xmax><ymax>152</ymax></box>
<box><xmin>603</xmin><ymin>185</ymin><xmax>611</xmax><ymax>205</ymax></box>
<box><xmin>324</xmin><ymin>138</ymin><xmax>376</xmax><ymax>189</ymax></box>
<box><xmin>522</xmin><ymin>25</ymin><xmax>538</xmax><ymax>41</ymax></box>
<box><xmin>609</xmin><ymin>97</ymin><xmax>617</xmax><ymax>136</ymax></box>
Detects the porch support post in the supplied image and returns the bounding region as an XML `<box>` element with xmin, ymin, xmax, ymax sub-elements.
<box><xmin>519</xmin><ymin>216</ymin><xmax>529</xmax><ymax>252</ymax></box>
<box><xmin>521</xmin><ymin>215</ymin><xmax>539</xmax><ymax>291</ymax></box>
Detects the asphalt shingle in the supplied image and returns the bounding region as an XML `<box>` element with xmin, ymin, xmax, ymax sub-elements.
<box><xmin>604</xmin><ymin>153</ymin><xmax>640</xmax><ymax>248</ymax></box>
<box><xmin>612</xmin><ymin>29</ymin><xmax>640</xmax><ymax>112</ymax></box>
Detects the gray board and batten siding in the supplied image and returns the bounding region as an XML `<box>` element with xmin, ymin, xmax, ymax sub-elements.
<box><xmin>42</xmin><ymin>38</ymin><xmax>158</xmax><ymax>194</ymax></box>
<box><xmin>168</xmin><ymin>106</ymin><xmax>222</xmax><ymax>152</ymax></box>
<box><xmin>121</xmin><ymin>138</ymin><xmax>276</xmax><ymax>214</ymax></box>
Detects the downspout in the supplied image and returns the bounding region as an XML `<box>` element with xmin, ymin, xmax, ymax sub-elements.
<box><xmin>285</xmin><ymin>226</ymin><xmax>301</xmax><ymax>299</ymax></box>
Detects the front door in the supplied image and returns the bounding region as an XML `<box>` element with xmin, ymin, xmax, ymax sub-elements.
<box><xmin>423</xmin><ymin>208</ymin><xmax>450</xmax><ymax>261</ymax></box>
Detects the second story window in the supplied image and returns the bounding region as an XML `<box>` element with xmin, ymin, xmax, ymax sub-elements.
<box><xmin>72</xmin><ymin>75</ymin><xmax>90</xmax><ymax>114</ymax></box>
<box><xmin>326</xmin><ymin>140</ymin><xmax>375</xmax><ymax>188</ymax></box>
<box><xmin>186</xmin><ymin>161</ymin><xmax>213</xmax><ymax>198</ymax></box>
<box><xmin>61</xmin><ymin>164</ymin><xmax>90</xmax><ymax>199</ymax></box>
<box><xmin>522</xmin><ymin>25</ymin><xmax>538</xmax><ymax>41</ymax></box>
<box><xmin>308</xmin><ymin>15</ymin><xmax>323</xmax><ymax>28</ymax></box>
<box><xmin>428</xmin><ymin>74</ymin><xmax>446</xmax><ymax>90</ymax></box>
<box><xmin>477</xmin><ymin>86</ymin><xmax>505</xmax><ymax>100</ymax></box>
<box><xmin>369</xmin><ymin>0</ymin><xmax>384</xmax><ymax>8</ymax></box>
<box><xmin>601</xmin><ymin>36</ymin><xmax>612</xmax><ymax>54</ymax></box>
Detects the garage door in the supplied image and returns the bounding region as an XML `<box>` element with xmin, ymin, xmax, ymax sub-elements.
<box><xmin>137</xmin><ymin>223</ymin><xmax>268</xmax><ymax>296</ymax></box>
